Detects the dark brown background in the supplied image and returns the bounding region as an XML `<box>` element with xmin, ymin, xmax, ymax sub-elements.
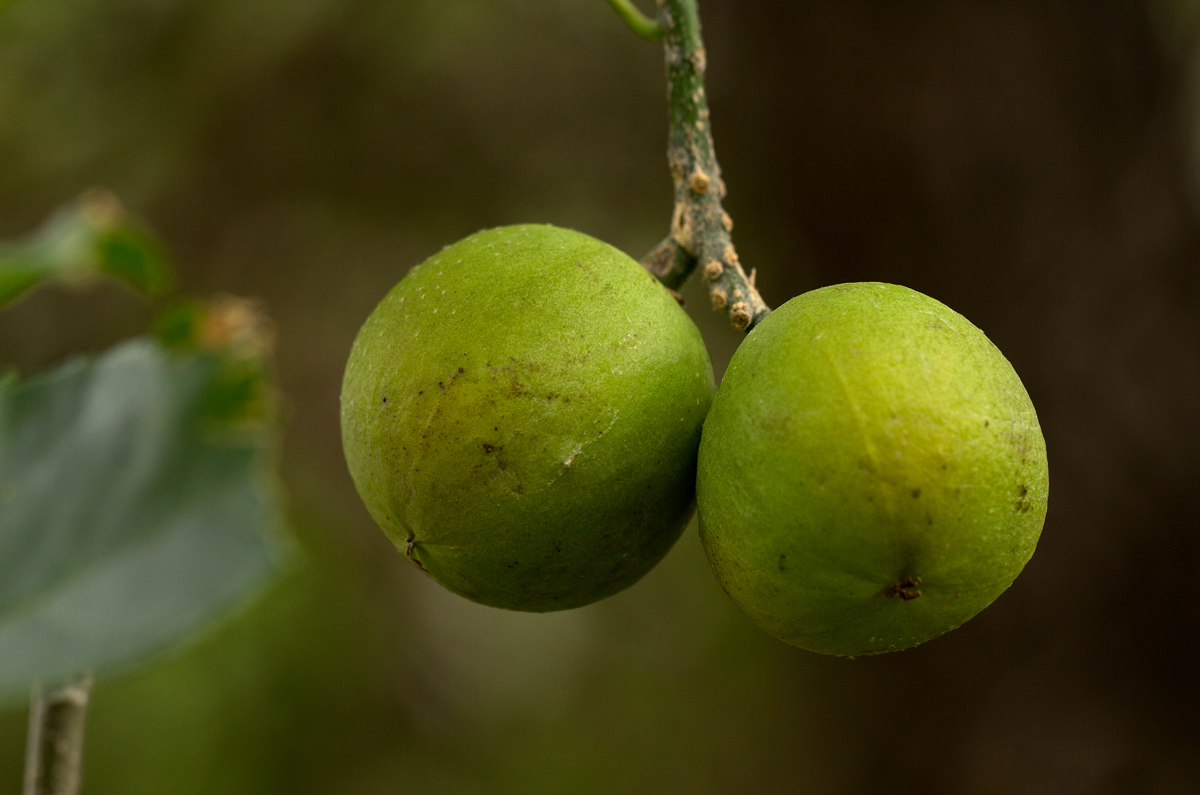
<box><xmin>1</xmin><ymin>0</ymin><xmax>1197</xmax><ymax>792</ymax></box>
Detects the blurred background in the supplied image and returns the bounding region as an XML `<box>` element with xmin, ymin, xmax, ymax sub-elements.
<box><xmin>2</xmin><ymin>0</ymin><xmax>1198</xmax><ymax>792</ymax></box>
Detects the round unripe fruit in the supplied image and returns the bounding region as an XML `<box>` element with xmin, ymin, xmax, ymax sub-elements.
<box><xmin>341</xmin><ymin>225</ymin><xmax>714</xmax><ymax>612</ymax></box>
<box><xmin>697</xmin><ymin>283</ymin><xmax>1047</xmax><ymax>655</ymax></box>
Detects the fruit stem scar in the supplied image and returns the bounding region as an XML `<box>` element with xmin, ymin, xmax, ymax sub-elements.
<box><xmin>631</xmin><ymin>0</ymin><xmax>771</xmax><ymax>333</ymax></box>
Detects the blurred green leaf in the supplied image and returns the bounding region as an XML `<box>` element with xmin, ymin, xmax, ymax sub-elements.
<box><xmin>155</xmin><ymin>301</ymin><xmax>210</xmax><ymax>349</ymax></box>
<box><xmin>0</xmin><ymin>190</ymin><xmax>172</xmax><ymax>309</ymax></box>
<box><xmin>0</xmin><ymin>332</ymin><xmax>286</xmax><ymax>699</ymax></box>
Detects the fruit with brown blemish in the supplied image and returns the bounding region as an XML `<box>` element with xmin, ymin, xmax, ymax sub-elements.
<box><xmin>341</xmin><ymin>225</ymin><xmax>714</xmax><ymax>611</ymax></box>
<box><xmin>696</xmin><ymin>283</ymin><xmax>1048</xmax><ymax>655</ymax></box>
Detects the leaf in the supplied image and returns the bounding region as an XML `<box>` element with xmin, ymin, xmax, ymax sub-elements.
<box><xmin>0</xmin><ymin>189</ymin><xmax>172</xmax><ymax>309</ymax></box>
<box><xmin>0</xmin><ymin>334</ymin><xmax>286</xmax><ymax>699</ymax></box>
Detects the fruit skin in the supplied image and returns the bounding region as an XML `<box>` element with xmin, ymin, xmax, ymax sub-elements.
<box><xmin>341</xmin><ymin>225</ymin><xmax>714</xmax><ymax>612</ymax></box>
<box><xmin>697</xmin><ymin>283</ymin><xmax>1047</xmax><ymax>656</ymax></box>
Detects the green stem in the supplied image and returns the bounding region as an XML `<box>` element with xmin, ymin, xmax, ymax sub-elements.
<box><xmin>606</xmin><ymin>0</ymin><xmax>664</xmax><ymax>41</ymax></box>
<box><xmin>23</xmin><ymin>677</ymin><xmax>92</xmax><ymax>795</ymax></box>
<box><xmin>638</xmin><ymin>0</ymin><xmax>769</xmax><ymax>332</ymax></box>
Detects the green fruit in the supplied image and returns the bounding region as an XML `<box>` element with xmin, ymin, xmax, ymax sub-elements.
<box><xmin>697</xmin><ymin>283</ymin><xmax>1047</xmax><ymax>655</ymax></box>
<box><xmin>341</xmin><ymin>225</ymin><xmax>714</xmax><ymax>611</ymax></box>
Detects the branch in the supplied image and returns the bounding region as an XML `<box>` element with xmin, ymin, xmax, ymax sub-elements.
<box><xmin>640</xmin><ymin>0</ymin><xmax>769</xmax><ymax>332</ymax></box>
<box><xmin>23</xmin><ymin>677</ymin><xmax>92</xmax><ymax>795</ymax></box>
<box><xmin>606</xmin><ymin>0</ymin><xmax>664</xmax><ymax>41</ymax></box>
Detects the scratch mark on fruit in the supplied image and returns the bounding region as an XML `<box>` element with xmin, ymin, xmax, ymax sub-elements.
<box><xmin>544</xmin><ymin>408</ymin><xmax>620</xmax><ymax>488</ymax></box>
<box><xmin>405</xmin><ymin>537</ymin><xmax>429</xmax><ymax>573</ymax></box>
<box><xmin>823</xmin><ymin>345</ymin><xmax>892</xmax><ymax>512</ymax></box>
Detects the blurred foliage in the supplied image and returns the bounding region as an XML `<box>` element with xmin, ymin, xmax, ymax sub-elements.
<box><xmin>0</xmin><ymin>189</ymin><xmax>170</xmax><ymax>307</ymax></box>
<box><xmin>0</xmin><ymin>0</ymin><xmax>1197</xmax><ymax>793</ymax></box>
<box><xmin>0</xmin><ymin>301</ymin><xmax>285</xmax><ymax>699</ymax></box>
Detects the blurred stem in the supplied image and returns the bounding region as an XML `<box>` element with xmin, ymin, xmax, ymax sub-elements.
<box><xmin>23</xmin><ymin>677</ymin><xmax>92</xmax><ymax>795</ymax></box>
<box><xmin>606</xmin><ymin>0</ymin><xmax>663</xmax><ymax>40</ymax></box>
<box><xmin>637</xmin><ymin>0</ymin><xmax>770</xmax><ymax>331</ymax></box>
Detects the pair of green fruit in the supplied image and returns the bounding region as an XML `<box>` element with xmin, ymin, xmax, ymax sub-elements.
<box><xmin>341</xmin><ymin>225</ymin><xmax>1048</xmax><ymax>656</ymax></box>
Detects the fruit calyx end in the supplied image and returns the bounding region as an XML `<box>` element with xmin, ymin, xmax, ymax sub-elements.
<box><xmin>886</xmin><ymin>576</ymin><xmax>923</xmax><ymax>601</ymax></box>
